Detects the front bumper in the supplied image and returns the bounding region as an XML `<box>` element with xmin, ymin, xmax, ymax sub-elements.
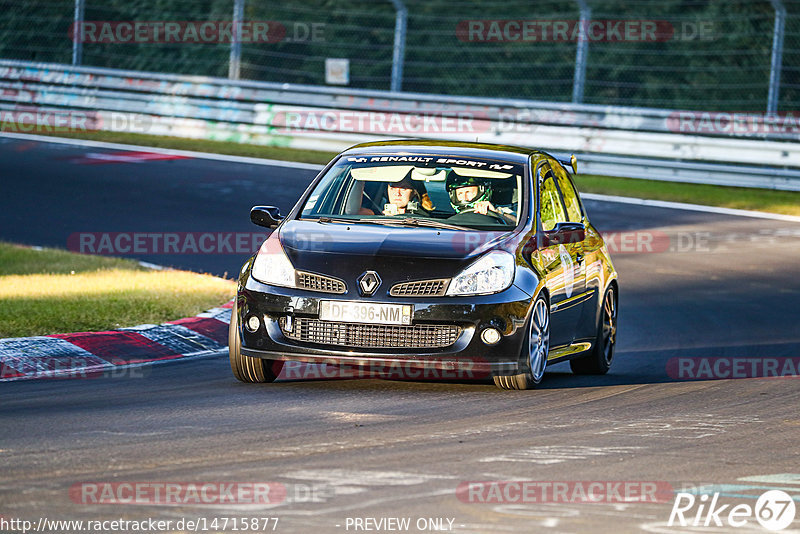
<box><xmin>237</xmin><ymin>275</ymin><xmax>533</xmax><ymax>377</ymax></box>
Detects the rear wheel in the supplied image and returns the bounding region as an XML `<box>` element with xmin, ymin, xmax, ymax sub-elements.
<box><xmin>493</xmin><ymin>294</ymin><xmax>549</xmax><ymax>390</ymax></box>
<box><xmin>570</xmin><ymin>285</ymin><xmax>617</xmax><ymax>375</ymax></box>
<box><xmin>229</xmin><ymin>301</ymin><xmax>283</xmax><ymax>383</ymax></box>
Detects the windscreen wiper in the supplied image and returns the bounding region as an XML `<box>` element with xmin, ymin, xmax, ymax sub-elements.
<box><xmin>313</xmin><ymin>217</ymin><xmax>375</xmax><ymax>225</ymax></box>
<box><xmin>312</xmin><ymin>216</ymin><xmax>469</xmax><ymax>231</ymax></box>
<box><xmin>390</xmin><ymin>217</ymin><xmax>470</xmax><ymax>231</ymax></box>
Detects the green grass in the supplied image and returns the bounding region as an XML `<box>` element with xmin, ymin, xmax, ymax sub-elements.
<box><xmin>16</xmin><ymin>128</ymin><xmax>800</xmax><ymax>216</ymax></box>
<box><xmin>574</xmin><ymin>175</ymin><xmax>800</xmax><ymax>217</ymax></box>
<box><xmin>0</xmin><ymin>243</ymin><xmax>143</xmax><ymax>276</ymax></box>
<box><xmin>24</xmin><ymin>129</ymin><xmax>339</xmax><ymax>165</ymax></box>
<box><xmin>0</xmin><ymin>243</ymin><xmax>235</xmax><ymax>338</ymax></box>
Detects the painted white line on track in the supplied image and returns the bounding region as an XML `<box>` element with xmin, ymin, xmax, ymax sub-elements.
<box><xmin>138</xmin><ymin>261</ymin><xmax>167</xmax><ymax>270</ymax></box>
<box><xmin>3</xmin><ymin>132</ymin><xmax>798</xmax><ymax>222</ymax></box>
<box><xmin>0</xmin><ymin>131</ymin><xmax>326</xmax><ymax>171</ymax></box>
<box><xmin>582</xmin><ymin>193</ymin><xmax>800</xmax><ymax>223</ymax></box>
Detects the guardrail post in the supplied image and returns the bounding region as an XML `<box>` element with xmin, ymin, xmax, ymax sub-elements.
<box><xmin>228</xmin><ymin>0</ymin><xmax>245</xmax><ymax>79</ymax></box>
<box><xmin>389</xmin><ymin>0</ymin><xmax>407</xmax><ymax>92</ymax></box>
<box><xmin>72</xmin><ymin>0</ymin><xmax>84</xmax><ymax>66</ymax></box>
<box><xmin>572</xmin><ymin>0</ymin><xmax>591</xmax><ymax>103</ymax></box>
<box><xmin>767</xmin><ymin>0</ymin><xmax>786</xmax><ymax>113</ymax></box>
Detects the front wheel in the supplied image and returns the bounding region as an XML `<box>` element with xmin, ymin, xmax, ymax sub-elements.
<box><xmin>570</xmin><ymin>285</ymin><xmax>617</xmax><ymax>375</ymax></box>
<box><xmin>494</xmin><ymin>294</ymin><xmax>550</xmax><ymax>390</ymax></box>
<box><xmin>229</xmin><ymin>301</ymin><xmax>283</xmax><ymax>383</ymax></box>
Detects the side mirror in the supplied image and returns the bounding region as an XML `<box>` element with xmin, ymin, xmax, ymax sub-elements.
<box><xmin>542</xmin><ymin>222</ymin><xmax>585</xmax><ymax>246</ymax></box>
<box><xmin>570</xmin><ymin>154</ymin><xmax>578</xmax><ymax>175</ymax></box>
<box><xmin>250</xmin><ymin>206</ymin><xmax>283</xmax><ymax>229</ymax></box>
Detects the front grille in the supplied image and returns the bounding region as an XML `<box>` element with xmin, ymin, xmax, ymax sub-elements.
<box><xmin>280</xmin><ymin>318</ymin><xmax>461</xmax><ymax>348</ymax></box>
<box><xmin>390</xmin><ymin>279</ymin><xmax>449</xmax><ymax>297</ymax></box>
<box><xmin>296</xmin><ymin>271</ymin><xmax>346</xmax><ymax>294</ymax></box>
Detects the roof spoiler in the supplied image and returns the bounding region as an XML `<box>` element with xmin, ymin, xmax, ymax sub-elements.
<box><xmin>558</xmin><ymin>155</ymin><xmax>578</xmax><ymax>175</ymax></box>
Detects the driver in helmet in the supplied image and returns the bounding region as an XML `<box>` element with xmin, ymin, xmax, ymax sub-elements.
<box><xmin>446</xmin><ymin>175</ymin><xmax>515</xmax><ymax>223</ymax></box>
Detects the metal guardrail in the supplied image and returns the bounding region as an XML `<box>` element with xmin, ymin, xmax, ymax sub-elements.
<box><xmin>1</xmin><ymin>59</ymin><xmax>798</xmax><ymax>191</ymax></box>
<box><xmin>575</xmin><ymin>154</ymin><xmax>800</xmax><ymax>191</ymax></box>
<box><xmin>4</xmin><ymin>59</ymin><xmax>800</xmax><ymax>141</ymax></box>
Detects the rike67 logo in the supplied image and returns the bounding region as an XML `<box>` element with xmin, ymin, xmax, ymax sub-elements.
<box><xmin>668</xmin><ymin>490</ymin><xmax>796</xmax><ymax>531</ymax></box>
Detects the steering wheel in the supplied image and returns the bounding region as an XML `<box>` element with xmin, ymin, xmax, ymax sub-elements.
<box><xmin>448</xmin><ymin>208</ymin><xmax>510</xmax><ymax>225</ymax></box>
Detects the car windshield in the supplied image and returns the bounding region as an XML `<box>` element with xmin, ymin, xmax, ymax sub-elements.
<box><xmin>300</xmin><ymin>154</ymin><xmax>525</xmax><ymax>230</ymax></box>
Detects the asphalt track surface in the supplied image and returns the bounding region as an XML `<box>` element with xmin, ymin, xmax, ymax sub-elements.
<box><xmin>2</xmin><ymin>136</ymin><xmax>800</xmax><ymax>533</ymax></box>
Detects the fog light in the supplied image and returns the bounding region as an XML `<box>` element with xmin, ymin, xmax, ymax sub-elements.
<box><xmin>245</xmin><ymin>315</ymin><xmax>261</xmax><ymax>332</ymax></box>
<box><xmin>481</xmin><ymin>327</ymin><xmax>501</xmax><ymax>345</ymax></box>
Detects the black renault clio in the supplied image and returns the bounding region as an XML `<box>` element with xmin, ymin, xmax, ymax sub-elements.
<box><xmin>230</xmin><ymin>140</ymin><xmax>618</xmax><ymax>390</ymax></box>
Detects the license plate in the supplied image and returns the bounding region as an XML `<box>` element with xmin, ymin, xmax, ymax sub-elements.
<box><xmin>319</xmin><ymin>301</ymin><xmax>412</xmax><ymax>325</ymax></box>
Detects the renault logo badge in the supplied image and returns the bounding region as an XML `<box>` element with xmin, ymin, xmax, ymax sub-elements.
<box><xmin>357</xmin><ymin>271</ymin><xmax>381</xmax><ymax>296</ymax></box>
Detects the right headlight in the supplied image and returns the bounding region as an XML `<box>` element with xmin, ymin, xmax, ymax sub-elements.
<box><xmin>446</xmin><ymin>251</ymin><xmax>515</xmax><ymax>296</ymax></box>
<box><xmin>251</xmin><ymin>234</ymin><xmax>297</xmax><ymax>288</ymax></box>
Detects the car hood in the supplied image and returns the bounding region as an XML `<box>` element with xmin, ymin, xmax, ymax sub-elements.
<box><xmin>280</xmin><ymin>220</ymin><xmax>512</xmax><ymax>259</ymax></box>
<box><xmin>279</xmin><ymin>220</ymin><xmax>515</xmax><ymax>284</ymax></box>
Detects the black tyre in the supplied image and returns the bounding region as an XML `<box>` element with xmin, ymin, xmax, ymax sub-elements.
<box><xmin>570</xmin><ymin>285</ymin><xmax>617</xmax><ymax>375</ymax></box>
<box><xmin>493</xmin><ymin>293</ymin><xmax>550</xmax><ymax>390</ymax></box>
<box><xmin>229</xmin><ymin>301</ymin><xmax>283</xmax><ymax>383</ymax></box>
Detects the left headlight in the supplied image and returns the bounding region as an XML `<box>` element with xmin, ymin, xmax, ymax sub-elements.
<box><xmin>251</xmin><ymin>234</ymin><xmax>297</xmax><ymax>288</ymax></box>
<box><xmin>446</xmin><ymin>251</ymin><xmax>515</xmax><ymax>296</ymax></box>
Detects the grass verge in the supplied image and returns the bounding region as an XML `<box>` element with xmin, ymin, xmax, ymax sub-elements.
<box><xmin>0</xmin><ymin>243</ymin><xmax>235</xmax><ymax>338</ymax></box>
<box><xmin>575</xmin><ymin>175</ymin><xmax>800</xmax><ymax>217</ymax></box>
<box><xmin>18</xmin><ymin>129</ymin><xmax>339</xmax><ymax>165</ymax></box>
<box><xmin>9</xmin><ymin>128</ymin><xmax>800</xmax><ymax>216</ymax></box>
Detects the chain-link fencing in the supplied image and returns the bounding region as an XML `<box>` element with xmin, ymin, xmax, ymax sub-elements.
<box><xmin>0</xmin><ymin>0</ymin><xmax>798</xmax><ymax>112</ymax></box>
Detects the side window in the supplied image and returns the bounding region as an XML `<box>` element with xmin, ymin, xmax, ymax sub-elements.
<box><xmin>539</xmin><ymin>167</ymin><xmax>567</xmax><ymax>231</ymax></box>
<box><xmin>554</xmin><ymin>165</ymin><xmax>583</xmax><ymax>222</ymax></box>
<box><xmin>301</xmin><ymin>166</ymin><xmax>349</xmax><ymax>216</ymax></box>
